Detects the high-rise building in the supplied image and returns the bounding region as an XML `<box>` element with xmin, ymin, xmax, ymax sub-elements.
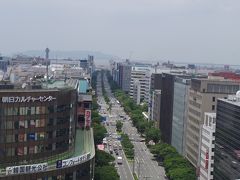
<box><xmin>171</xmin><ymin>77</ymin><xmax>190</xmax><ymax>155</ymax></box>
<box><xmin>149</xmin><ymin>73</ymin><xmax>162</xmax><ymax>121</ymax></box>
<box><xmin>132</xmin><ymin>79</ymin><xmax>141</xmax><ymax>105</ymax></box>
<box><xmin>159</xmin><ymin>73</ymin><xmax>175</xmax><ymax>144</ymax></box>
<box><xmin>118</xmin><ymin>62</ymin><xmax>132</xmax><ymax>93</ymax></box>
<box><xmin>0</xmin><ymin>80</ymin><xmax>95</xmax><ymax>180</ymax></box>
<box><xmin>151</xmin><ymin>90</ymin><xmax>161</xmax><ymax>128</ymax></box>
<box><xmin>0</xmin><ymin>56</ymin><xmax>9</xmax><ymax>72</ymax></box>
<box><xmin>199</xmin><ymin>113</ymin><xmax>216</xmax><ymax>180</ymax></box>
<box><xmin>0</xmin><ymin>56</ymin><xmax>95</xmax><ymax>179</ymax></box>
<box><xmin>185</xmin><ymin>78</ymin><xmax>240</xmax><ymax>169</ymax></box>
<box><xmin>214</xmin><ymin>93</ymin><xmax>240</xmax><ymax>179</ymax></box>
<box><xmin>130</xmin><ymin>68</ymin><xmax>151</xmax><ymax>103</ymax></box>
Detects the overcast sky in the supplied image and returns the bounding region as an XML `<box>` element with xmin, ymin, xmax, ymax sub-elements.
<box><xmin>0</xmin><ymin>0</ymin><xmax>240</xmax><ymax>64</ymax></box>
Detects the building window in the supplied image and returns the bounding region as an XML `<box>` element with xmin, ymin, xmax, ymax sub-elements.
<box><xmin>212</xmin><ymin>97</ymin><xmax>215</xmax><ymax>102</ymax></box>
<box><xmin>212</xmin><ymin>105</ymin><xmax>215</xmax><ymax>111</ymax></box>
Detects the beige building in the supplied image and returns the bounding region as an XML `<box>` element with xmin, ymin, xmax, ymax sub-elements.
<box><xmin>185</xmin><ymin>77</ymin><xmax>240</xmax><ymax>170</ymax></box>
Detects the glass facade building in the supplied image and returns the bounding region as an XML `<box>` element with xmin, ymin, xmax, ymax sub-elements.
<box><xmin>0</xmin><ymin>81</ymin><xmax>95</xmax><ymax>180</ymax></box>
<box><xmin>214</xmin><ymin>98</ymin><xmax>240</xmax><ymax>180</ymax></box>
<box><xmin>171</xmin><ymin>78</ymin><xmax>190</xmax><ymax>155</ymax></box>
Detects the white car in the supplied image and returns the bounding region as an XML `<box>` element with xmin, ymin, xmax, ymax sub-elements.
<box><xmin>117</xmin><ymin>156</ymin><xmax>123</xmax><ymax>164</ymax></box>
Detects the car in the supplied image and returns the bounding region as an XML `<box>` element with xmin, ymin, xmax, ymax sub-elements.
<box><xmin>158</xmin><ymin>161</ymin><xmax>163</xmax><ymax>166</ymax></box>
<box><xmin>117</xmin><ymin>156</ymin><xmax>123</xmax><ymax>164</ymax></box>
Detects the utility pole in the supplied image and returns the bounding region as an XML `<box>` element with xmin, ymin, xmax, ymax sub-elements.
<box><xmin>138</xmin><ymin>159</ymin><xmax>141</xmax><ymax>179</ymax></box>
<box><xmin>132</xmin><ymin>157</ymin><xmax>135</xmax><ymax>174</ymax></box>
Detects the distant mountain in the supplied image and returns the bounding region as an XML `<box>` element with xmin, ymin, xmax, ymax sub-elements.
<box><xmin>18</xmin><ymin>50</ymin><xmax>117</xmax><ymax>61</ymax></box>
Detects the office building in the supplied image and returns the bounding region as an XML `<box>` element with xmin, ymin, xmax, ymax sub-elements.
<box><xmin>0</xmin><ymin>79</ymin><xmax>95</xmax><ymax>180</ymax></box>
<box><xmin>214</xmin><ymin>93</ymin><xmax>240</xmax><ymax>179</ymax></box>
<box><xmin>159</xmin><ymin>73</ymin><xmax>175</xmax><ymax>144</ymax></box>
<box><xmin>149</xmin><ymin>73</ymin><xmax>162</xmax><ymax>121</ymax></box>
<box><xmin>132</xmin><ymin>79</ymin><xmax>141</xmax><ymax>105</ymax></box>
<box><xmin>0</xmin><ymin>52</ymin><xmax>95</xmax><ymax>180</ymax></box>
<box><xmin>130</xmin><ymin>68</ymin><xmax>151</xmax><ymax>103</ymax></box>
<box><xmin>199</xmin><ymin>113</ymin><xmax>216</xmax><ymax>180</ymax></box>
<box><xmin>171</xmin><ymin>77</ymin><xmax>190</xmax><ymax>155</ymax></box>
<box><xmin>0</xmin><ymin>56</ymin><xmax>9</xmax><ymax>72</ymax></box>
<box><xmin>185</xmin><ymin>78</ymin><xmax>240</xmax><ymax>169</ymax></box>
<box><xmin>151</xmin><ymin>90</ymin><xmax>161</xmax><ymax>128</ymax></box>
<box><xmin>118</xmin><ymin>62</ymin><xmax>132</xmax><ymax>93</ymax></box>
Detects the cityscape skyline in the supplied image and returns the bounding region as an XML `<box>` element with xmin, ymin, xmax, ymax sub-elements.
<box><xmin>1</xmin><ymin>0</ymin><xmax>240</xmax><ymax>64</ymax></box>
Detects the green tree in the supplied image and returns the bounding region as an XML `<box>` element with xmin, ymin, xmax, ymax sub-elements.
<box><xmin>93</xmin><ymin>123</ymin><xmax>107</xmax><ymax>145</ymax></box>
<box><xmin>145</xmin><ymin>127</ymin><xmax>161</xmax><ymax>143</ymax></box>
<box><xmin>94</xmin><ymin>166</ymin><xmax>119</xmax><ymax>180</ymax></box>
<box><xmin>95</xmin><ymin>150</ymin><xmax>115</xmax><ymax>166</ymax></box>
<box><xmin>141</xmin><ymin>103</ymin><xmax>148</xmax><ymax>112</ymax></box>
<box><xmin>116</xmin><ymin>120</ymin><xmax>123</xmax><ymax>132</ymax></box>
<box><xmin>136</xmin><ymin>121</ymin><xmax>147</xmax><ymax>135</ymax></box>
<box><xmin>167</xmin><ymin>167</ymin><xmax>195</xmax><ymax>180</ymax></box>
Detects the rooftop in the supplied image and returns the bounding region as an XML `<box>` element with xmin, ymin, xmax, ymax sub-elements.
<box><xmin>220</xmin><ymin>94</ymin><xmax>240</xmax><ymax>106</ymax></box>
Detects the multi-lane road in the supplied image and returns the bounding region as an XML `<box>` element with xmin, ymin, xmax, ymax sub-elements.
<box><xmin>96</xmin><ymin>72</ymin><xmax>134</xmax><ymax>180</ymax></box>
<box><xmin>97</xmin><ymin>71</ymin><xmax>167</xmax><ymax>180</ymax></box>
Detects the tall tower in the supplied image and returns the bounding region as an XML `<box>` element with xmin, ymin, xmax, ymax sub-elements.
<box><xmin>45</xmin><ymin>48</ymin><xmax>50</xmax><ymax>81</ymax></box>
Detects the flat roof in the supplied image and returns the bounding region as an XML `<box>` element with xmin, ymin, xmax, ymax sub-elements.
<box><xmin>219</xmin><ymin>96</ymin><xmax>240</xmax><ymax>106</ymax></box>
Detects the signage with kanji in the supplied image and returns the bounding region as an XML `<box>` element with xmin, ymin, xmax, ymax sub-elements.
<box><xmin>6</xmin><ymin>163</ymin><xmax>48</xmax><ymax>175</ymax></box>
<box><xmin>56</xmin><ymin>153</ymin><xmax>91</xmax><ymax>169</ymax></box>
<box><xmin>1</xmin><ymin>96</ymin><xmax>56</xmax><ymax>103</ymax></box>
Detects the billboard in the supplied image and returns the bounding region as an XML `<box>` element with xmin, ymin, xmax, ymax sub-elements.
<box><xmin>85</xmin><ymin>110</ymin><xmax>91</xmax><ymax>127</ymax></box>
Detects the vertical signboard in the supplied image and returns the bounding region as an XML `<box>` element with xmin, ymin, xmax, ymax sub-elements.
<box><xmin>205</xmin><ymin>150</ymin><xmax>209</xmax><ymax>170</ymax></box>
<box><xmin>85</xmin><ymin>110</ymin><xmax>91</xmax><ymax>128</ymax></box>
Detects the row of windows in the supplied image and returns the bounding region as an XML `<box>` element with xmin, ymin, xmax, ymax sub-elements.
<box><xmin>1</xmin><ymin>106</ymin><xmax>47</xmax><ymax>116</ymax></box>
<box><xmin>207</xmin><ymin>84</ymin><xmax>239</xmax><ymax>93</ymax></box>
<box><xmin>6</xmin><ymin>119</ymin><xmax>46</xmax><ymax>129</ymax></box>
<box><xmin>0</xmin><ymin>105</ymin><xmax>71</xmax><ymax>116</ymax></box>
<box><xmin>3</xmin><ymin>141</ymin><xmax>69</xmax><ymax>157</ymax></box>
<box><xmin>6</xmin><ymin>132</ymin><xmax>45</xmax><ymax>143</ymax></box>
<box><xmin>3</xmin><ymin>128</ymin><xmax>68</xmax><ymax>143</ymax></box>
<box><xmin>189</xmin><ymin>107</ymin><xmax>201</xmax><ymax>117</ymax></box>
<box><xmin>2</xmin><ymin>116</ymin><xmax>70</xmax><ymax>130</ymax></box>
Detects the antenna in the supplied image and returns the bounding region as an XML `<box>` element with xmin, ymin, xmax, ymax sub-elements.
<box><xmin>45</xmin><ymin>48</ymin><xmax>50</xmax><ymax>82</ymax></box>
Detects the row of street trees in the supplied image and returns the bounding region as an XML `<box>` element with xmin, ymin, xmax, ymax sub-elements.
<box><xmin>150</xmin><ymin>143</ymin><xmax>195</xmax><ymax>180</ymax></box>
<box><xmin>94</xmin><ymin>150</ymin><xmax>119</xmax><ymax>180</ymax></box>
<box><xmin>121</xmin><ymin>134</ymin><xmax>134</xmax><ymax>159</ymax></box>
<box><xmin>101</xmin><ymin>70</ymin><xmax>110</xmax><ymax>104</ymax></box>
<box><xmin>105</xmin><ymin>70</ymin><xmax>196</xmax><ymax>180</ymax></box>
<box><xmin>114</xmin><ymin>90</ymin><xmax>161</xmax><ymax>144</ymax></box>
<box><xmin>92</xmin><ymin>71</ymin><xmax>119</xmax><ymax>180</ymax></box>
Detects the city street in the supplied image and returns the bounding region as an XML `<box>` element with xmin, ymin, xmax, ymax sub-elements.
<box><xmin>96</xmin><ymin>72</ymin><xmax>134</xmax><ymax>180</ymax></box>
<box><xmin>102</xmin><ymin>72</ymin><xmax>167</xmax><ymax>180</ymax></box>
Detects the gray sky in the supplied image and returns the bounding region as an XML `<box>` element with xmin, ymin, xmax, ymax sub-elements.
<box><xmin>1</xmin><ymin>0</ymin><xmax>240</xmax><ymax>64</ymax></box>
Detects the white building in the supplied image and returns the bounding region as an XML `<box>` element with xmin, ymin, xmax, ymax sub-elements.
<box><xmin>133</xmin><ymin>79</ymin><xmax>141</xmax><ymax>105</ymax></box>
<box><xmin>200</xmin><ymin>112</ymin><xmax>216</xmax><ymax>180</ymax></box>
<box><xmin>130</xmin><ymin>67</ymin><xmax>151</xmax><ymax>103</ymax></box>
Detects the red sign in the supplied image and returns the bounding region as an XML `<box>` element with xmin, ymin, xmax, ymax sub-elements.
<box><xmin>85</xmin><ymin>110</ymin><xmax>91</xmax><ymax>127</ymax></box>
<box><xmin>205</xmin><ymin>150</ymin><xmax>209</xmax><ymax>170</ymax></box>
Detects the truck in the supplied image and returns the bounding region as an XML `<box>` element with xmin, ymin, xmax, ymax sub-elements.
<box><xmin>117</xmin><ymin>156</ymin><xmax>123</xmax><ymax>164</ymax></box>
